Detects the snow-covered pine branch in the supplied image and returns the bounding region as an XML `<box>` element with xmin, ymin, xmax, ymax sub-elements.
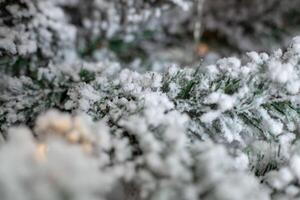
<box><xmin>1</xmin><ymin>35</ymin><xmax>300</xmax><ymax>199</ymax></box>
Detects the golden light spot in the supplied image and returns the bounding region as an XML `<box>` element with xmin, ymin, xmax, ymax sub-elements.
<box><xmin>196</xmin><ymin>43</ymin><xmax>209</xmax><ymax>56</ymax></box>
<box><xmin>35</xmin><ymin>143</ymin><xmax>47</xmax><ymax>162</ymax></box>
<box><xmin>73</xmin><ymin>117</ymin><xmax>90</xmax><ymax>137</ymax></box>
<box><xmin>52</xmin><ymin>116</ymin><xmax>72</xmax><ymax>134</ymax></box>
<box><xmin>66</xmin><ymin>130</ymin><xmax>81</xmax><ymax>143</ymax></box>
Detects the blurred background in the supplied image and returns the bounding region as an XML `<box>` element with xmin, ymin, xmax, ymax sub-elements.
<box><xmin>61</xmin><ymin>0</ymin><xmax>300</xmax><ymax>71</ymax></box>
<box><xmin>1</xmin><ymin>0</ymin><xmax>300</xmax><ymax>72</ymax></box>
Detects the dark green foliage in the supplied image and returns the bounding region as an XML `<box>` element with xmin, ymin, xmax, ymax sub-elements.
<box><xmin>79</xmin><ymin>68</ymin><xmax>96</xmax><ymax>83</ymax></box>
